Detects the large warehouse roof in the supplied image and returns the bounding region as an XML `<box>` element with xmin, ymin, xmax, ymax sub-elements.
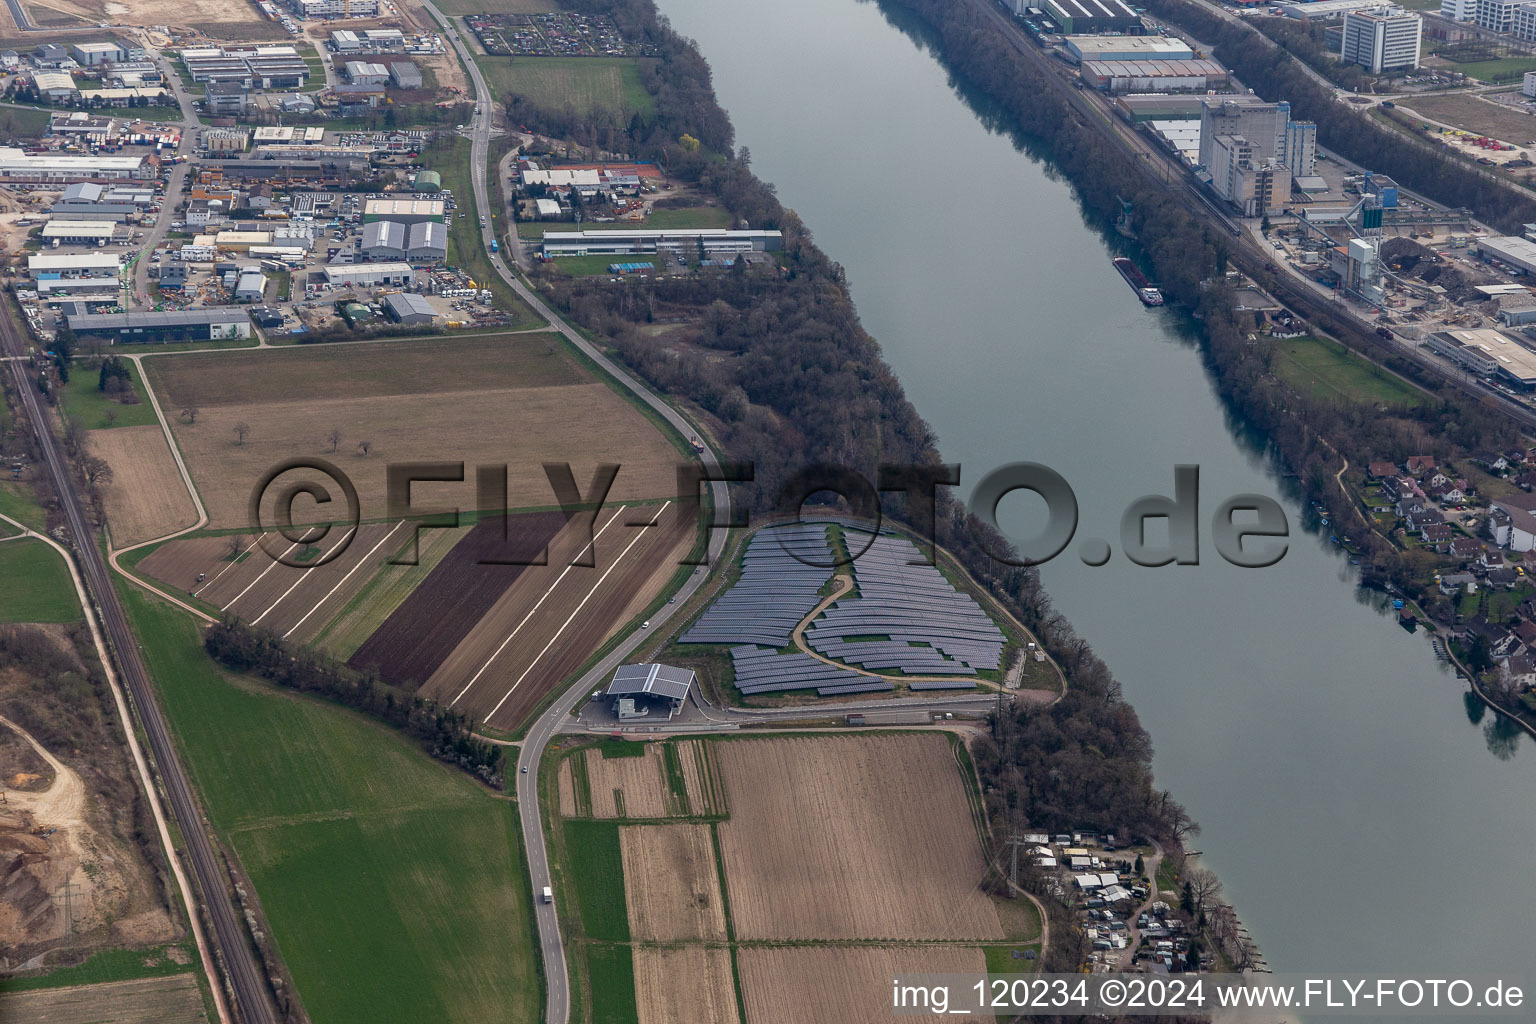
<box><xmin>1480</xmin><ymin>236</ymin><xmax>1536</xmax><ymax>276</ymax></box>
<box><xmin>67</xmin><ymin>308</ymin><xmax>249</xmax><ymax>330</ymax></box>
<box><xmin>606</xmin><ymin>663</ymin><xmax>696</xmax><ymax>702</ymax></box>
<box><xmin>1050</xmin><ymin>0</ymin><xmax>1139</xmax><ymax>18</ymax></box>
<box><xmin>1065</xmin><ymin>36</ymin><xmax>1195</xmax><ymax>59</ymax></box>
<box><xmin>362</xmin><ymin>198</ymin><xmax>444</xmax><ymax>218</ymax></box>
<box><xmin>42</xmin><ymin>220</ymin><xmax>116</xmax><ymax>239</ymax></box>
<box><xmin>1083</xmin><ymin>59</ymin><xmax>1228</xmax><ymax>78</ymax></box>
<box><xmin>29</xmin><ymin>252</ymin><xmax>120</xmax><ymax>272</ymax></box>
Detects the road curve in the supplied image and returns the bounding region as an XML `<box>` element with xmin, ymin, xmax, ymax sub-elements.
<box><xmin>0</xmin><ymin>313</ymin><xmax>278</xmax><ymax>1022</ymax></box>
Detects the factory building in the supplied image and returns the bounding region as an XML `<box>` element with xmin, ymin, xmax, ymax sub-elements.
<box><xmin>1428</xmin><ymin>329</ymin><xmax>1536</xmax><ymax>390</ymax></box>
<box><xmin>1080</xmin><ymin>58</ymin><xmax>1230</xmax><ymax>92</ymax></box>
<box><xmin>1340</xmin><ymin>7</ymin><xmax>1421</xmax><ymax>73</ymax></box>
<box><xmin>32</xmin><ymin>72</ymin><xmax>78</xmax><ymax>101</ymax></box>
<box><xmin>344</xmin><ymin>60</ymin><xmax>390</xmax><ymax>86</ymax></box>
<box><xmin>323</xmin><ymin>262</ymin><xmax>416</xmax><ymax>288</ymax></box>
<box><xmin>361</xmin><ymin>219</ymin><xmax>406</xmax><ymax>260</ymax></box>
<box><xmin>389</xmin><ymin>61</ymin><xmax>422</xmax><ymax>89</ymax></box>
<box><xmin>41</xmin><ymin>220</ymin><xmax>117</xmax><ymax>244</ymax></box>
<box><xmin>1479</xmin><ymin>235</ymin><xmax>1536</xmax><ymax>276</ymax></box>
<box><xmin>1045</xmin><ymin>0</ymin><xmax>1142</xmax><ymax>34</ymax></box>
<box><xmin>29</xmin><ymin>252</ymin><xmax>120</xmax><ymax>279</ymax></box>
<box><xmin>290</xmin><ymin>0</ymin><xmax>381</xmax><ymax>17</ymax></box>
<box><xmin>1278</xmin><ymin>0</ymin><xmax>1390</xmax><ymax>19</ymax></box>
<box><xmin>406</xmin><ymin>221</ymin><xmax>447</xmax><ymax>262</ymax></box>
<box><xmin>1332</xmin><ymin>237</ymin><xmax>1386</xmax><ymax>304</ymax></box>
<box><xmin>1064</xmin><ymin>36</ymin><xmax>1194</xmax><ymax>62</ymax></box>
<box><xmin>383</xmin><ymin>291</ymin><xmax>437</xmax><ymax>325</ymax></box>
<box><xmin>71</xmin><ymin>41</ymin><xmax>127</xmax><ymax>65</ymax></box>
<box><xmin>1284</xmin><ymin>119</ymin><xmax>1318</xmax><ymax>178</ymax></box>
<box><xmin>0</xmin><ymin>148</ymin><xmax>152</xmax><ymax>182</ymax></box>
<box><xmin>1114</xmin><ymin>94</ymin><xmax>1207</xmax><ymax>122</ymax></box>
<box><xmin>67</xmin><ymin>308</ymin><xmax>252</xmax><ymax>343</ymax></box>
<box><xmin>234</xmin><ymin>271</ymin><xmax>266</xmax><ymax>303</ymax></box>
<box><xmin>1198</xmin><ymin>95</ymin><xmax>1304</xmax><ymax>215</ymax></box>
<box><xmin>362</xmin><ymin>198</ymin><xmax>445</xmax><ymax>225</ymax></box>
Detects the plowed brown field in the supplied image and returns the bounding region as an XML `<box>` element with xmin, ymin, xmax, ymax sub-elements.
<box><xmin>422</xmin><ymin>501</ymin><xmax>694</xmax><ymax>731</ymax></box>
<box><xmin>584</xmin><ymin>744</ymin><xmax>670</xmax><ymax>818</ymax></box>
<box><xmin>349</xmin><ymin>510</ymin><xmax>569</xmax><ymax>689</ymax></box>
<box><xmin>737</xmin><ymin>946</ymin><xmax>989</xmax><ymax>1024</ymax></box>
<box><xmin>87</xmin><ymin>426</ymin><xmax>198</xmax><ymax>548</ymax></box>
<box><xmin>715</xmin><ymin>734</ymin><xmax>1003</xmax><ymax>941</ymax></box>
<box><xmin>620</xmin><ymin>823</ymin><xmax>726</xmax><ymax>940</ymax></box>
<box><xmin>138</xmin><ymin>522</ymin><xmax>411</xmax><ymax>642</ymax></box>
<box><xmin>634</xmin><ymin>946</ymin><xmax>739</xmax><ymax>1024</ymax></box>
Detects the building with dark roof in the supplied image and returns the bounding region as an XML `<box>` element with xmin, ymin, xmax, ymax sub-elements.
<box><xmin>67</xmin><ymin>308</ymin><xmax>251</xmax><ymax>343</ymax></box>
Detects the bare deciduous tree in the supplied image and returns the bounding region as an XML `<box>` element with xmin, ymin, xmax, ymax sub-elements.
<box><xmin>1186</xmin><ymin>867</ymin><xmax>1222</xmax><ymax>916</ymax></box>
<box><xmin>357</xmin><ymin>440</ymin><xmax>372</xmax><ymax>456</ymax></box>
<box><xmin>181</xmin><ymin>404</ymin><xmax>199</xmax><ymax>424</ymax></box>
<box><xmin>327</xmin><ymin>428</ymin><xmax>341</xmax><ymax>453</ymax></box>
<box><xmin>233</xmin><ymin>421</ymin><xmax>251</xmax><ymax>445</ymax></box>
<box><xmin>82</xmin><ymin>455</ymin><xmax>112</xmax><ymax>488</ymax></box>
<box><xmin>227</xmin><ymin>533</ymin><xmax>245</xmax><ymax>560</ymax></box>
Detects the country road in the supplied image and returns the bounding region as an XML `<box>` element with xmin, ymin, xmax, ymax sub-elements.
<box><xmin>0</xmin><ymin>296</ymin><xmax>277</xmax><ymax>1022</ymax></box>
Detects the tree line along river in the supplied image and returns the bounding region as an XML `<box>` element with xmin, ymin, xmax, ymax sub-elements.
<box><xmin>656</xmin><ymin>0</ymin><xmax>1535</xmax><ymax>1002</ymax></box>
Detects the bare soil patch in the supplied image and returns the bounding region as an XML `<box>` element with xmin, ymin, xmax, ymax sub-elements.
<box><xmin>1401</xmin><ymin>93</ymin><xmax>1536</xmax><ymax>146</ymax></box>
<box><xmin>86</xmin><ymin>426</ymin><xmax>197</xmax><ymax>549</ymax></box>
<box><xmin>583</xmin><ymin>744</ymin><xmax>669</xmax><ymax>818</ymax></box>
<box><xmin>715</xmin><ymin>734</ymin><xmax>1002</xmax><ymax>941</ymax></box>
<box><xmin>619</xmin><ymin>823</ymin><xmax>726</xmax><ymax>941</ymax></box>
<box><xmin>737</xmin><ymin>945</ymin><xmax>989</xmax><ymax>1024</ymax></box>
<box><xmin>634</xmin><ymin>946</ymin><xmax>739</xmax><ymax>1024</ymax></box>
<box><xmin>0</xmin><ymin>972</ymin><xmax>205</xmax><ymax>1024</ymax></box>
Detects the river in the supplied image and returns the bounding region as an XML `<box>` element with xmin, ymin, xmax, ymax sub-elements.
<box><xmin>657</xmin><ymin>0</ymin><xmax>1534</xmax><ymax>996</ymax></box>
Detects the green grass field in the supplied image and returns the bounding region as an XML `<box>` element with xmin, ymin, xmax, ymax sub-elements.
<box><xmin>0</xmin><ymin>943</ymin><xmax>197</xmax><ymax>993</ymax></box>
<box><xmin>480</xmin><ymin>57</ymin><xmax>654</xmax><ymax>117</ymax></box>
<box><xmin>57</xmin><ymin>366</ymin><xmax>161</xmax><ymax>430</ymax></box>
<box><xmin>0</xmin><ymin>539</ymin><xmax>80</xmax><ymax>622</ymax></box>
<box><xmin>0</xmin><ymin>482</ymin><xmax>46</xmax><ymax>533</ymax></box>
<box><xmin>1442</xmin><ymin>56</ymin><xmax>1536</xmax><ymax>84</ymax></box>
<box><xmin>118</xmin><ymin>586</ymin><xmax>541</xmax><ymax>1024</ymax></box>
<box><xmin>585</xmin><ymin>945</ymin><xmax>638</xmax><ymax>1024</ymax></box>
<box><xmin>562</xmin><ymin>819</ymin><xmax>630</xmax><ymax>942</ymax></box>
<box><xmin>1272</xmin><ymin>335</ymin><xmax>1429</xmax><ymax>407</ymax></box>
<box><xmin>0</xmin><ymin>105</ymin><xmax>51</xmax><ymax>138</ymax></box>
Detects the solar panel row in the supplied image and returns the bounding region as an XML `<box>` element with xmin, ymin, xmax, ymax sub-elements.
<box><xmin>679</xmin><ymin>522</ymin><xmax>833</xmax><ymax>648</ymax></box>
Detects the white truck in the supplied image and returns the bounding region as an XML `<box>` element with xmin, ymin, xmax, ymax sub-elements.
<box><xmin>541</xmin><ymin>886</ymin><xmax>553</xmax><ymax>904</ymax></box>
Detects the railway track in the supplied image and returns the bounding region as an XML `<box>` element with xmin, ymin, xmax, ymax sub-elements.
<box><xmin>0</xmin><ymin>313</ymin><xmax>278</xmax><ymax>1023</ymax></box>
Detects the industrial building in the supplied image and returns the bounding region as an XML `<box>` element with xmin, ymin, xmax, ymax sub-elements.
<box><xmin>1332</xmin><ymin>237</ymin><xmax>1385</xmax><ymax>304</ymax></box>
<box><xmin>290</xmin><ymin>0</ymin><xmax>381</xmax><ymax>17</ymax></box>
<box><xmin>389</xmin><ymin>61</ymin><xmax>422</xmax><ymax>89</ymax></box>
<box><xmin>344</xmin><ymin>60</ymin><xmax>390</xmax><ymax>86</ymax></box>
<box><xmin>383</xmin><ymin>291</ymin><xmax>437</xmax><ymax>325</ymax></box>
<box><xmin>1285</xmin><ymin>119</ymin><xmax>1318</xmax><ymax>178</ymax></box>
<box><xmin>1080</xmin><ymin>58</ymin><xmax>1230</xmax><ymax>92</ymax></box>
<box><xmin>1479</xmin><ymin>235</ymin><xmax>1536</xmax><ymax>276</ymax></box>
<box><xmin>41</xmin><ymin>220</ymin><xmax>117</xmax><ymax>244</ymax></box>
<box><xmin>1278</xmin><ymin>0</ymin><xmax>1392</xmax><ymax>19</ymax></box>
<box><xmin>67</xmin><ymin>308</ymin><xmax>251</xmax><ymax>343</ymax></box>
<box><xmin>1340</xmin><ymin>7</ymin><xmax>1421</xmax><ymax>73</ymax></box>
<box><xmin>362</xmin><ymin>198</ymin><xmax>445</xmax><ymax>224</ymax></box>
<box><xmin>361</xmin><ymin>219</ymin><xmax>406</xmax><ymax>260</ymax></box>
<box><xmin>205</xmin><ymin>81</ymin><xmax>248</xmax><ymax>116</ymax></box>
<box><xmin>182</xmin><ymin>46</ymin><xmax>310</xmax><ymax>88</ymax></box>
<box><xmin>1428</xmin><ymin>329</ymin><xmax>1536</xmax><ymax>389</ymax></box>
<box><xmin>1063</xmin><ymin>36</ymin><xmax>1194</xmax><ymax>63</ymax></box>
<box><xmin>1198</xmin><ymin>96</ymin><xmax>1301</xmax><ymax>215</ymax></box>
<box><xmin>1115</xmin><ymin>94</ymin><xmax>1207</xmax><ymax>122</ymax></box>
<box><xmin>29</xmin><ymin>252</ymin><xmax>120</xmax><ymax>278</ymax></box>
<box><xmin>406</xmin><ymin>221</ymin><xmax>447</xmax><ymax>262</ymax></box>
<box><xmin>32</xmin><ymin>72</ymin><xmax>77</xmax><ymax>101</ymax></box>
<box><xmin>604</xmin><ymin>663</ymin><xmax>695</xmax><ymax>720</ymax></box>
<box><xmin>252</xmin><ymin>125</ymin><xmax>327</xmax><ymax>145</ymax></box>
<box><xmin>323</xmin><ymin>261</ymin><xmax>416</xmax><ymax>288</ymax></box>
<box><xmin>413</xmin><ymin>169</ymin><xmax>441</xmax><ymax>191</ymax></box>
<box><xmin>541</xmin><ymin>228</ymin><xmax>783</xmax><ymax>257</ymax></box>
<box><xmin>0</xmin><ymin>148</ymin><xmax>152</xmax><ymax>182</ymax></box>
<box><xmin>71</xmin><ymin>41</ymin><xmax>127</xmax><ymax>65</ymax></box>
<box><xmin>1046</xmin><ymin>0</ymin><xmax>1142</xmax><ymax>34</ymax></box>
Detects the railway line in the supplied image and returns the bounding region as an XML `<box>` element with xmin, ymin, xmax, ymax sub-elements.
<box><xmin>0</xmin><ymin>314</ymin><xmax>278</xmax><ymax>1021</ymax></box>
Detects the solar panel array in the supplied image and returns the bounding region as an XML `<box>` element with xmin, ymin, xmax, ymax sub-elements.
<box><xmin>730</xmin><ymin>646</ymin><xmax>894</xmax><ymax>697</ymax></box>
<box><xmin>806</xmin><ymin>530</ymin><xmax>1004</xmax><ymax>676</ymax></box>
<box><xmin>679</xmin><ymin>523</ymin><xmax>833</xmax><ymax>648</ymax></box>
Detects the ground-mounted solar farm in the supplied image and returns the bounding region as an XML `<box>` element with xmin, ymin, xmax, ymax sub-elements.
<box><xmin>673</xmin><ymin>520</ymin><xmax>1021</xmax><ymax>702</ymax></box>
<box><xmin>544</xmin><ymin>732</ymin><xmax>1041</xmax><ymax>1024</ymax></box>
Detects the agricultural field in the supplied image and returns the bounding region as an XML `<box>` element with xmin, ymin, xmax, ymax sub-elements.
<box><xmin>119</xmin><ymin>586</ymin><xmax>540</xmax><ymax>1024</ymax></box>
<box><xmin>1401</xmin><ymin>93</ymin><xmax>1536</xmax><ymax>146</ymax></box>
<box><xmin>633</xmin><ymin>946</ymin><xmax>738</xmax><ymax>1024</ymax></box>
<box><xmin>0</xmin><ymin>973</ymin><xmax>206</xmax><ymax>1024</ymax></box>
<box><xmin>0</xmin><ymin>539</ymin><xmax>80</xmax><ymax>622</ymax></box>
<box><xmin>620</xmin><ymin>823</ymin><xmax>727</xmax><ymax>941</ymax></box>
<box><xmin>137</xmin><ymin>522</ymin><xmax>413</xmax><ymax>642</ymax></box>
<box><xmin>418</xmin><ymin>501</ymin><xmax>695</xmax><ymax>730</ymax></box>
<box><xmin>349</xmin><ymin>510</ymin><xmax>570</xmax><ymax>688</ymax></box>
<box><xmin>143</xmin><ymin>334</ymin><xmax>682</xmax><ymax>530</ymax></box>
<box><xmin>715</xmin><ymin>734</ymin><xmax>1003</xmax><ymax>941</ymax></box>
<box><xmin>85</xmin><ymin>425</ymin><xmax>198</xmax><ymax>549</ymax></box>
<box><xmin>433</xmin><ymin>0</ymin><xmax>557</xmax><ymax>13</ymax></box>
<box><xmin>561</xmin><ymin>739</ymin><xmax>723</xmax><ymax>819</ymax></box>
<box><xmin>1272</xmin><ymin>335</ymin><xmax>1428</xmax><ymax>407</ymax></box>
<box><xmin>737</xmin><ymin>946</ymin><xmax>990</xmax><ymax>1024</ymax></box>
<box><xmin>480</xmin><ymin>56</ymin><xmax>655</xmax><ymax>116</ymax></box>
<box><xmin>57</xmin><ymin>370</ymin><xmax>160</xmax><ymax>431</ymax></box>
<box><xmin>550</xmin><ymin>734</ymin><xmax>1029</xmax><ymax>1024</ymax></box>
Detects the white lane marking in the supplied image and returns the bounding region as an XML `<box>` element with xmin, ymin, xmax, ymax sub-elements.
<box><xmin>282</xmin><ymin>521</ymin><xmax>408</xmax><ymax>640</ymax></box>
<box><xmin>449</xmin><ymin>506</ymin><xmax>629</xmax><ymax>707</ymax></box>
<box><xmin>220</xmin><ymin>538</ymin><xmax>302</xmax><ymax>611</ymax></box>
<box><xmin>249</xmin><ymin>525</ymin><xmax>359</xmax><ymax>627</ymax></box>
<box><xmin>482</xmin><ymin>502</ymin><xmax>670</xmax><ymax>723</ymax></box>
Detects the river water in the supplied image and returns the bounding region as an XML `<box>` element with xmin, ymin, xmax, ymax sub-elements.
<box><xmin>658</xmin><ymin>0</ymin><xmax>1534</xmax><ymax>994</ymax></box>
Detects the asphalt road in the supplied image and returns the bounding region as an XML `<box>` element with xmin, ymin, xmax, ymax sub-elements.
<box><xmin>0</xmin><ymin>309</ymin><xmax>276</xmax><ymax>1022</ymax></box>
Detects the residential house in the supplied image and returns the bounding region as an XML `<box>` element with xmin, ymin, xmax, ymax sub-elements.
<box><xmin>1406</xmin><ymin>509</ymin><xmax>1446</xmax><ymax>533</ymax></box>
<box><xmin>1427</xmin><ymin>470</ymin><xmax>1453</xmax><ymax>489</ymax></box>
<box><xmin>1428</xmin><ymin>484</ymin><xmax>1467</xmax><ymax>505</ymax></box>
<box><xmin>1510</xmin><ymin>619</ymin><xmax>1536</xmax><ymax>648</ymax></box>
<box><xmin>1380</xmin><ymin>476</ymin><xmax>1405</xmax><ymax>502</ymax></box>
<box><xmin>1515</xmin><ymin>470</ymin><xmax>1536</xmax><ymax>492</ymax></box>
<box><xmin>1421</xmin><ymin>522</ymin><xmax>1454</xmax><ymax>547</ymax></box>
<box><xmin>1439</xmin><ymin>572</ymin><xmax>1477</xmax><ymax>595</ymax></box>
<box><xmin>1472</xmin><ymin>452</ymin><xmax>1510</xmax><ymax>473</ymax></box>
<box><xmin>1449</xmin><ymin>537</ymin><xmax>1483</xmax><ymax>561</ymax></box>
<box><xmin>1498</xmin><ymin>652</ymin><xmax>1536</xmax><ymax>690</ymax></box>
<box><xmin>1490</xmin><ymin>498</ymin><xmax>1536</xmax><ymax>551</ymax></box>
<box><xmin>1396</xmin><ymin>496</ymin><xmax>1428</xmax><ymax>518</ymax></box>
<box><xmin>1405</xmin><ymin>455</ymin><xmax>1436</xmax><ymax>476</ymax></box>
<box><xmin>1490</xmin><ymin>507</ymin><xmax>1513</xmax><ymax>545</ymax></box>
<box><xmin>1488</xmin><ymin>567</ymin><xmax>1522</xmax><ymax>591</ymax></box>
<box><xmin>1367</xmin><ymin>461</ymin><xmax>1398</xmax><ymax>479</ymax></box>
<box><xmin>1481</xmin><ymin>550</ymin><xmax>1507</xmax><ymax>570</ymax></box>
